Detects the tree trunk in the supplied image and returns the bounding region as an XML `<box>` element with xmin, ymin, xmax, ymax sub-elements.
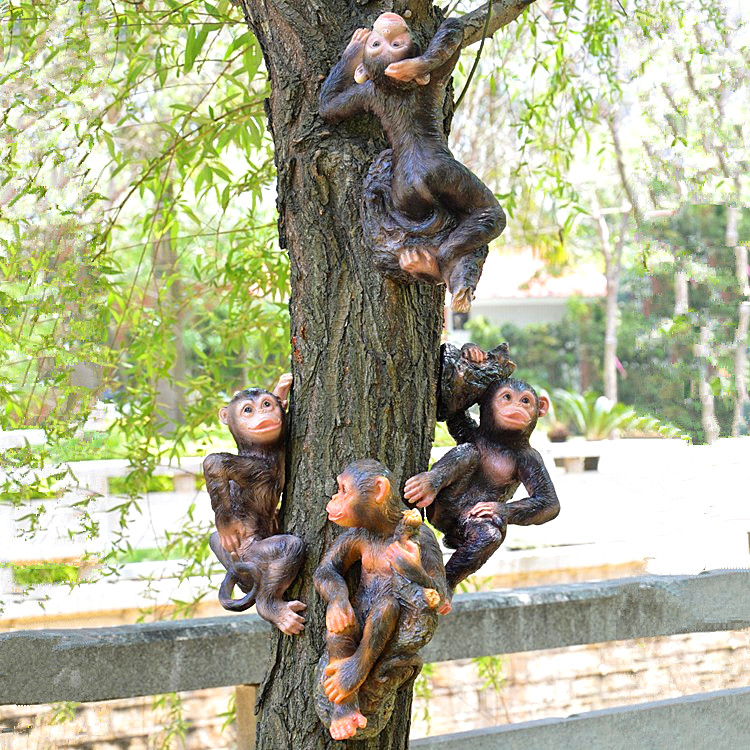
<box><xmin>674</xmin><ymin>269</ymin><xmax>689</xmax><ymax>317</ymax></box>
<box><xmin>728</xmin><ymin>204</ymin><xmax>750</xmax><ymax>436</ymax></box>
<box><xmin>593</xmin><ymin>205</ymin><xmax>625</xmax><ymax>403</ymax></box>
<box><xmin>237</xmin><ymin>2</ymin><xmax>533</xmax><ymax>745</ymax></box>
<box><xmin>239</xmin><ymin>3</ymin><xmax>442</xmax><ymax>748</ymax></box>
<box><xmin>603</xmin><ymin>262</ymin><xmax>619</xmax><ymax>402</ymax></box>
<box><xmin>733</xmin><ymin>301</ymin><xmax>750</xmax><ymax>436</ymax></box>
<box><xmin>697</xmin><ymin>324</ymin><xmax>720</xmax><ymax>444</ymax></box>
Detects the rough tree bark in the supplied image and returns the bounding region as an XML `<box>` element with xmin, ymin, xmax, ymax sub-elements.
<box><xmin>236</xmin><ymin>2</ymin><xmax>535</xmax><ymax>749</ymax></box>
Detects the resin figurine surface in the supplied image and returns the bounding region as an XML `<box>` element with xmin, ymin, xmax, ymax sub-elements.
<box><xmin>203</xmin><ymin>374</ymin><xmax>306</xmax><ymax>635</ymax></box>
<box><xmin>314</xmin><ymin>459</ymin><xmax>448</xmax><ymax>740</ymax></box>
<box><xmin>437</xmin><ymin>341</ymin><xmax>516</xmax><ymax>421</ymax></box>
<box><xmin>319</xmin><ymin>14</ymin><xmax>506</xmax><ymax>312</ymax></box>
<box><xmin>406</xmin><ymin>345</ymin><xmax>559</xmax><ymax>600</ymax></box>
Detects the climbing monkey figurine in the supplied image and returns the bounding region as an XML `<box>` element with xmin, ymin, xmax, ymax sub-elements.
<box><xmin>320</xmin><ymin>13</ymin><xmax>506</xmax><ymax>312</ymax></box>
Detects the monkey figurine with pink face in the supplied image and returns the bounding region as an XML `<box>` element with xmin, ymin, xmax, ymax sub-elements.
<box><xmin>320</xmin><ymin>13</ymin><xmax>506</xmax><ymax>313</ymax></box>
<box><xmin>405</xmin><ymin>345</ymin><xmax>560</xmax><ymax>604</ymax></box>
<box><xmin>313</xmin><ymin>459</ymin><xmax>448</xmax><ymax>741</ymax></box>
<box><xmin>203</xmin><ymin>374</ymin><xmax>306</xmax><ymax>635</ymax></box>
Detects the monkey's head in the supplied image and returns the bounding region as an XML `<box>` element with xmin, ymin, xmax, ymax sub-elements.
<box><xmin>479</xmin><ymin>379</ymin><xmax>549</xmax><ymax>441</ymax></box>
<box><xmin>326</xmin><ymin>458</ymin><xmax>403</xmax><ymax>533</ymax></box>
<box><xmin>220</xmin><ymin>388</ymin><xmax>286</xmax><ymax>450</ymax></box>
<box><xmin>355</xmin><ymin>13</ymin><xmax>424</xmax><ymax>86</ymax></box>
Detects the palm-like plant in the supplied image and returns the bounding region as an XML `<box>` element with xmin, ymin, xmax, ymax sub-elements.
<box><xmin>551</xmin><ymin>390</ymin><xmax>689</xmax><ymax>441</ymax></box>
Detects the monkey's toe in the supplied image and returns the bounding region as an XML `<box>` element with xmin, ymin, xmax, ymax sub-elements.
<box><xmin>451</xmin><ymin>287</ymin><xmax>473</xmax><ymax>313</ymax></box>
<box><xmin>329</xmin><ymin>711</ymin><xmax>366</xmax><ymax>740</ymax></box>
<box><xmin>276</xmin><ymin>602</ymin><xmax>307</xmax><ymax>635</ymax></box>
<box><xmin>399</xmin><ymin>249</ymin><xmax>442</xmax><ymax>281</ymax></box>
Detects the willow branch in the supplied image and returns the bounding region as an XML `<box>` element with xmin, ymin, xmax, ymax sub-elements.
<box><xmin>460</xmin><ymin>0</ymin><xmax>537</xmax><ymax>48</ymax></box>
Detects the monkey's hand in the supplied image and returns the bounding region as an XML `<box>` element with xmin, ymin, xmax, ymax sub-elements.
<box><xmin>385</xmin><ymin>58</ymin><xmax>431</xmax><ymax>85</ymax></box>
<box><xmin>386</xmin><ymin>539</ymin><xmax>421</xmax><ymax>574</ymax></box>
<box><xmin>466</xmin><ymin>501</ymin><xmax>506</xmax><ymax>525</ymax></box>
<box><xmin>461</xmin><ymin>344</ymin><xmax>487</xmax><ymax>364</ymax></box>
<box><xmin>404</xmin><ymin>472</ymin><xmax>438</xmax><ymax>508</ymax></box>
<box><xmin>326</xmin><ymin>600</ymin><xmax>357</xmax><ymax>634</ymax></box>
<box><xmin>216</xmin><ymin>518</ymin><xmax>247</xmax><ymax>558</ymax></box>
<box><xmin>346</xmin><ymin>28</ymin><xmax>370</xmax><ymax>53</ymax></box>
<box><xmin>273</xmin><ymin>372</ymin><xmax>293</xmax><ymax>408</ymax></box>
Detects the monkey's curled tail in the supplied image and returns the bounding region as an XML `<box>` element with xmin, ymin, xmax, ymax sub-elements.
<box><xmin>218</xmin><ymin>561</ymin><xmax>258</xmax><ymax>612</ymax></box>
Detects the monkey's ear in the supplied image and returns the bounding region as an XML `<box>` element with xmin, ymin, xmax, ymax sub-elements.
<box><xmin>372</xmin><ymin>476</ymin><xmax>392</xmax><ymax>504</ymax></box>
<box><xmin>537</xmin><ymin>396</ymin><xmax>550</xmax><ymax>419</ymax></box>
<box><xmin>354</xmin><ymin>63</ymin><xmax>369</xmax><ymax>84</ymax></box>
<box><xmin>415</xmin><ymin>73</ymin><xmax>430</xmax><ymax>86</ymax></box>
<box><xmin>219</xmin><ymin>406</ymin><xmax>230</xmax><ymax>425</ymax></box>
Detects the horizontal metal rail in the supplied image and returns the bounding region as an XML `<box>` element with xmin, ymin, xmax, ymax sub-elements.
<box><xmin>1</xmin><ymin>570</ymin><xmax>748</xmax><ymax>706</ymax></box>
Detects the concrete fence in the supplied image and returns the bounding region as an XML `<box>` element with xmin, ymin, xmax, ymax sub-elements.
<box><xmin>2</xmin><ymin>570</ymin><xmax>749</xmax><ymax>749</ymax></box>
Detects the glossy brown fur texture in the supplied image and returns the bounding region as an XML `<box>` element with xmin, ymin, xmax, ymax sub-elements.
<box><xmin>319</xmin><ymin>15</ymin><xmax>506</xmax><ymax>312</ymax></box>
<box><xmin>313</xmin><ymin>459</ymin><xmax>448</xmax><ymax>740</ymax></box>
<box><xmin>203</xmin><ymin>378</ymin><xmax>306</xmax><ymax>635</ymax></box>
<box><xmin>405</xmin><ymin>346</ymin><xmax>560</xmax><ymax>593</ymax></box>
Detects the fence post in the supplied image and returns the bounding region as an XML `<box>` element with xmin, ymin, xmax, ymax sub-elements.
<box><xmin>235</xmin><ymin>684</ymin><xmax>258</xmax><ymax>750</ymax></box>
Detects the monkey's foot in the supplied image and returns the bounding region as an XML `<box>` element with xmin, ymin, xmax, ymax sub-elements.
<box><xmin>451</xmin><ymin>287</ymin><xmax>473</xmax><ymax>313</ymax></box>
<box><xmin>324</xmin><ymin>656</ymin><xmax>361</xmax><ymax>704</ymax></box>
<box><xmin>273</xmin><ymin>600</ymin><xmax>307</xmax><ymax>635</ymax></box>
<box><xmin>329</xmin><ymin>707</ymin><xmax>367</xmax><ymax>740</ymax></box>
<box><xmin>399</xmin><ymin>249</ymin><xmax>442</xmax><ymax>282</ymax></box>
<box><xmin>403</xmin><ymin>472</ymin><xmax>438</xmax><ymax>509</ymax></box>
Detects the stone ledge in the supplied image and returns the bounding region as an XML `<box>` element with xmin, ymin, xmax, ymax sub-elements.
<box><xmin>1</xmin><ymin>570</ymin><xmax>749</xmax><ymax>706</ymax></box>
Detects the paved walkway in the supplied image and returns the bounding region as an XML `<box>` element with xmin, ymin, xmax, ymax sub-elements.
<box><xmin>509</xmin><ymin>437</ymin><xmax>750</xmax><ymax>574</ymax></box>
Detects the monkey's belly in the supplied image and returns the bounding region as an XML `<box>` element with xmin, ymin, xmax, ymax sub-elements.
<box><xmin>481</xmin><ymin>453</ymin><xmax>517</xmax><ymax>486</ymax></box>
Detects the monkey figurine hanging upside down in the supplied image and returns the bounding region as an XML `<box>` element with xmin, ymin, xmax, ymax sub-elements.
<box><xmin>203</xmin><ymin>374</ymin><xmax>306</xmax><ymax>635</ymax></box>
<box><xmin>405</xmin><ymin>345</ymin><xmax>560</xmax><ymax>601</ymax></box>
<box><xmin>314</xmin><ymin>459</ymin><xmax>448</xmax><ymax>740</ymax></box>
<box><xmin>319</xmin><ymin>13</ymin><xmax>506</xmax><ymax>313</ymax></box>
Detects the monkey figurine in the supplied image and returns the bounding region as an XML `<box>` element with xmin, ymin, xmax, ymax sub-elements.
<box><xmin>314</xmin><ymin>459</ymin><xmax>448</xmax><ymax>741</ymax></box>
<box><xmin>203</xmin><ymin>374</ymin><xmax>306</xmax><ymax>635</ymax></box>
<box><xmin>437</xmin><ymin>341</ymin><xmax>516</xmax><ymax>421</ymax></box>
<box><xmin>319</xmin><ymin>13</ymin><xmax>506</xmax><ymax>313</ymax></box>
<box><xmin>405</xmin><ymin>345</ymin><xmax>560</xmax><ymax>603</ymax></box>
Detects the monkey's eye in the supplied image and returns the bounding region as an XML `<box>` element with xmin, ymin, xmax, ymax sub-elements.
<box><xmin>521</xmin><ymin>397</ymin><xmax>530</xmax><ymax>404</ymax></box>
<box><xmin>502</xmin><ymin>393</ymin><xmax>511</xmax><ymax>400</ymax></box>
<box><xmin>392</xmin><ymin>41</ymin><xmax>401</xmax><ymax>47</ymax></box>
<box><xmin>243</xmin><ymin>405</ymin><xmax>253</xmax><ymax>414</ymax></box>
<box><xmin>371</xmin><ymin>40</ymin><xmax>380</xmax><ymax>47</ymax></box>
<box><xmin>262</xmin><ymin>400</ymin><xmax>271</xmax><ymax>408</ymax></box>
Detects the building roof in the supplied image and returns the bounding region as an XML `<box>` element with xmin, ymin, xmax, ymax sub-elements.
<box><xmin>474</xmin><ymin>248</ymin><xmax>607</xmax><ymax>301</ymax></box>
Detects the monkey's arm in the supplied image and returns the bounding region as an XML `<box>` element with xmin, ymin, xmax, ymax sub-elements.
<box><xmin>203</xmin><ymin>452</ymin><xmax>278</xmax><ymax>553</ymax></box>
<box><xmin>419</xmin><ymin>18</ymin><xmax>464</xmax><ymax>76</ymax></box>
<box><xmin>314</xmin><ymin>532</ymin><xmax>362</xmax><ymax>632</ymax></box>
<box><xmin>445</xmin><ymin>409</ymin><xmax>479</xmax><ymax>445</ymax></box>
<box><xmin>203</xmin><ymin>452</ymin><xmax>271</xmax><ymax>518</ymax></box>
<box><xmin>404</xmin><ymin>443</ymin><xmax>479</xmax><ymax>508</ymax></box>
<box><xmin>505</xmin><ymin>448</ymin><xmax>560</xmax><ymax>526</ymax></box>
<box><xmin>319</xmin><ymin>35</ymin><xmax>371</xmax><ymax>123</ymax></box>
<box><xmin>387</xmin><ymin>18</ymin><xmax>463</xmax><ymax>83</ymax></box>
